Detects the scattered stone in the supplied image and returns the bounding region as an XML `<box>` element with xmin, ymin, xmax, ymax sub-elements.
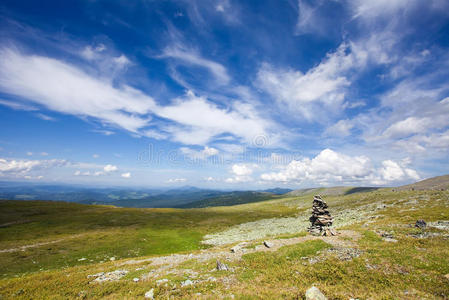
<box><xmin>383</xmin><ymin>237</ymin><xmax>398</xmax><ymax>243</ymax></box>
<box><xmin>181</xmin><ymin>279</ymin><xmax>194</xmax><ymax>287</ymax></box>
<box><xmin>78</xmin><ymin>258</ymin><xmax>87</xmax><ymax>261</ymax></box>
<box><xmin>444</xmin><ymin>274</ymin><xmax>449</xmax><ymax>280</ymax></box>
<box><xmin>133</xmin><ymin>277</ymin><xmax>139</xmax><ymax>282</ymax></box>
<box><xmin>428</xmin><ymin>220</ymin><xmax>449</xmax><ymax>230</ymax></box>
<box><xmin>263</xmin><ymin>241</ymin><xmax>273</xmax><ymax>248</ymax></box>
<box><xmin>216</xmin><ymin>260</ymin><xmax>229</xmax><ymax>271</ymax></box>
<box><xmin>308</xmin><ymin>195</ymin><xmax>337</xmax><ymax>236</ymax></box>
<box><xmin>109</xmin><ymin>257</ymin><xmax>116</xmax><ymax>261</ymax></box>
<box><xmin>305</xmin><ymin>286</ymin><xmax>327</xmax><ymax>300</ymax></box>
<box><xmin>230</xmin><ymin>245</ymin><xmax>241</xmax><ymax>253</ymax></box>
<box><xmin>379</xmin><ymin>231</ymin><xmax>398</xmax><ymax>242</ymax></box>
<box><xmin>327</xmin><ymin>247</ymin><xmax>362</xmax><ymax>261</ymax></box>
<box><xmin>77</xmin><ymin>290</ymin><xmax>87</xmax><ymax>299</ymax></box>
<box><xmin>135</xmin><ymin>267</ymin><xmax>144</xmax><ymax>271</ymax></box>
<box><xmin>144</xmin><ymin>288</ymin><xmax>154</xmax><ymax>299</ymax></box>
<box><xmin>410</xmin><ymin>232</ymin><xmax>446</xmax><ymax>239</ymax></box>
<box><xmin>87</xmin><ymin>270</ymin><xmax>128</xmax><ymax>283</ymax></box>
<box><xmin>156</xmin><ymin>278</ymin><xmax>169</xmax><ymax>285</ymax></box>
<box><xmin>415</xmin><ymin>220</ymin><xmax>427</xmax><ymax>229</ymax></box>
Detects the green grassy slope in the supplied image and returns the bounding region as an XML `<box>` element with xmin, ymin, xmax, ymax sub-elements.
<box><xmin>176</xmin><ymin>191</ymin><xmax>279</xmax><ymax>208</ymax></box>
<box><xmin>397</xmin><ymin>174</ymin><xmax>449</xmax><ymax>191</ymax></box>
<box><xmin>0</xmin><ymin>187</ymin><xmax>448</xmax><ymax>299</ymax></box>
<box><xmin>0</xmin><ymin>199</ymin><xmax>295</xmax><ymax>277</ymax></box>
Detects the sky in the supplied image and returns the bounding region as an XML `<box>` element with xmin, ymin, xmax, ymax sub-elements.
<box><xmin>0</xmin><ymin>0</ymin><xmax>448</xmax><ymax>189</ymax></box>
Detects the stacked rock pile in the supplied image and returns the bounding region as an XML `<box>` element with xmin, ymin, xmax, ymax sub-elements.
<box><xmin>308</xmin><ymin>195</ymin><xmax>336</xmax><ymax>236</ymax></box>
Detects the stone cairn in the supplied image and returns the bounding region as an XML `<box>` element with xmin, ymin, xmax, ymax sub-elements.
<box><xmin>308</xmin><ymin>195</ymin><xmax>337</xmax><ymax>236</ymax></box>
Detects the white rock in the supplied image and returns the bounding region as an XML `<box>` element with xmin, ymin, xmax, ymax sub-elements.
<box><xmin>181</xmin><ymin>279</ymin><xmax>194</xmax><ymax>287</ymax></box>
<box><xmin>263</xmin><ymin>241</ymin><xmax>273</xmax><ymax>248</ymax></box>
<box><xmin>133</xmin><ymin>277</ymin><xmax>139</xmax><ymax>282</ymax></box>
<box><xmin>230</xmin><ymin>245</ymin><xmax>240</xmax><ymax>253</ymax></box>
<box><xmin>78</xmin><ymin>258</ymin><xmax>87</xmax><ymax>261</ymax></box>
<box><xmin>110</xmin><ymin>257</ymin><xmax>116</xmax><ymax>261</ymax></box>
<box><xmin>305</xmin><ymin>286</ymin><xmax>327</xmax><ymax>300</ymax></box>
<box><xmin>144</xmin><ymin>288</ymin><xmax>154</xmax><ymax>299</ymax></box>
<box><xmin>156</xmin><ymin>278</ymin><xmax>168</xmax><ymax>285</ymax></box>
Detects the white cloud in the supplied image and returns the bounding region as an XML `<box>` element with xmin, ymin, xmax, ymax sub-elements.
<box><xmin>349</xmin><ymin>0</ymin><xmax>410</xmax><ymax>20</ymax></box>
<box><xmin>158</xmin><ymin>91</ymin><xmax>273</xmax><ymax>145</ymax></box>
<box><xmin>379</xmin><ymin>160</ymin><xmax>419</xmax><ymax>182</ymax></box>
<box><xmin>26</xmin><ymin>152</ymin><xmax>33</xmax><ymax>156</ymax></box>
<box><xmin>121</xmin><ymin>172</ymin><xmax>131</xmax><ymax>178</ymax></box>
<box><xmin>142</xmin><ymin>129</ymin><xmax>168</xmax><ymax>140</ymax></box>
<box><xmin>0</xmin><ymin>49</ymin><xmax>274</xmax><ymax>147</ymax></box>
<box><xmin>0</xmin><ymin>99</ymin><xmax>38</xmax><ymax>111</ymax></box>
<box><xmin>231</xmin><ymin>163</ymin><xmax>254</xmax><ymax>176</ymax></box>
<box><xmin>113</xmin><ymin>54</ymin><xmax>131</xmax><ymax>68</ymax></box>
<box><xmin>215</xmin><ymin>143</ymin><xmax>246</xmax><ymax>154</ymax></box>
<box><xmin>0</xmin><ymin>158</ymin><xmax>68</xmax><ymax>178</ymax></box>
<box><xmin>324</xmin><ymin>119</ymin><xmax>354</xmax><ymax>137</ymax></box>
<box><xmin>103</xmin><ymin>164</ymin><xmax>118</xmax><ymax>172</ymax></box>
<box><xmin>0</xmin><ymin>48</ymin><xmax>156</xmax><ymax>133</ymax></box>
<box><xmin>260</xmin><ymin>149</ymin><xmax>419</xmax><ymax>185</ymax></box>
<box><xmin>180</xmin><ymin>145</ymin><xmax>219</xmax><ymax>160</ymax></box>
<box><xmin>225</xmin><ymin>163</ymin><xmax>258</xmax><ymax>183</ymax></box>
<box><xmin>167</xmin><ymin>178</ymin><xmax>187</xmax><ymax>183</ymax></box>
<box><xmin>204</xmin><ymin>176</ymin><xmax>216</xmax><ymax>182</ymax></box>
<box><xmin>35</xmin><ymin>113</ymin><xmax>55</xmax><ymax>121</ymax></box>
<box><xmin>92</xmin><ymin>129</ymin><xmax>115</xmax><ymax>136</ymax></box>
<box><xmin>161</xmin><ymin>45</ymin><xmax>230</xmax><ymax>85</ymax></box>
<box><xmin>256</xmin><ymin>43</ymin><xmax>361</xmax><ymax>120</ymax></box>
<box><xmin>92</xmin><ymin>154</ymin><xmax>100</xmax><ymax>158</ymax></box>
<box><xmin>40</xmin><ymin>152</ymin><xmax>49</xmax><ymax>156</ymax></box>
<box><xmin>80</xmin><ymin>44</ymin><xmax>106</xmax><ymax>60</ymax></box>
<box><xmin>202</xmin><ymin>146</ymin><xmax>219</xmax><ymax>156</ymax></box>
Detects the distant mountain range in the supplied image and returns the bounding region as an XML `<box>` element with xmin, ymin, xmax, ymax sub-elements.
<box><xmin>0</xmin><ymin>182</ymin><xmax>291</xmax><ymax>208</ymax></box>
<box><xmin>1</xmin><ymin>175</ymin><xmax>447</xmax><ymax>208</ymax></box>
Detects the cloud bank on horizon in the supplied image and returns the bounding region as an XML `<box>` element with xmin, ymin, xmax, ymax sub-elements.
<box><xmin>0</xmin><ymin>0</ymin><xmax>448</xmax><ymax>188</ymax></box>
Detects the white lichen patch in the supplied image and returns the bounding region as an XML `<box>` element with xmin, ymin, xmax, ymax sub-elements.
<box><xmin>203</xmin><ymin>208</ymin><xmax>371</xmax><ymax>246</ymax></box>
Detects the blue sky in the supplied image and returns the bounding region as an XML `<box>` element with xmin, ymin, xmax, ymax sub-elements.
<box><xmin>0</xmin><ymin>0</ymin><xmax>448</xmax><ymax>188</ymax></box>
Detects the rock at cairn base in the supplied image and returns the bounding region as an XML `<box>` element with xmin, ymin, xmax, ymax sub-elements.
<box><xmin>308</xmin><ymin>195</ymin><xmax>337</xmax><ymax>236</ymax></box>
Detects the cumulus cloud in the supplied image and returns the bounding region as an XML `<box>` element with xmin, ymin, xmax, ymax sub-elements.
<box><xmin>73</xmin><ymin>163</ymin><xmax>118</xmax><ymax>177</ymax></box>
<box><xmin>225</xmin><ymin>163</ymin><xmax>257</xmax><ymax>183</ymax></box>
<box><xmin>180</xmin><ymin>145</ymin><xmax>219</xmax><ymax>160</ymax></box>
<box><xmin>121</xmin><ymin>172</ymin><xmax>131</xmax><ymax>178</ymax></box>
<box><xmin>0</xmin><ymin>158</ymin><xmax>68</xmax><ymax>178</ymax></box>
<box><xmin>103</xmin><ymin>164</ymin><xmax>118</xmax><ymax>172</ymax></box>
<box><xmin>260</xmin><ymin>149</ymin><xmax>419</xmax><ymax>185</ymax></box>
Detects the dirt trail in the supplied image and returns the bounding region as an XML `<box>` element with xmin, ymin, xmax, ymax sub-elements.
<box><xmin>119</xmin><ymin>230</ymin><xmax>360</xmax><ymax>270</ymax></box>
<box><xmin>0</xmin><ymin>233</ymin><xmax>87</xmax><ymax>253</ymax></box>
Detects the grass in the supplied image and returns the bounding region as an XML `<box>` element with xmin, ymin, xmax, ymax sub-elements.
<box><xmin>0</xmin><ymin>189</ymin><xmax>448</xmax><ymax>299</ymax></box>
<box><xmin>0</xmin><ymin>199</ymin><xmax>296</xmax><ymax>278</ymax></box>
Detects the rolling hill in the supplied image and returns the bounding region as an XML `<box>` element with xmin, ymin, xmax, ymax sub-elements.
<box><xmin>396</xmin><ymin>174</ymin><xmax>449</xmax><ymax>191</ymax></box>
<box><xmin>286</xmin><ymin>186</ymin><xmax>380</xmax><ymax>197</ymax></box>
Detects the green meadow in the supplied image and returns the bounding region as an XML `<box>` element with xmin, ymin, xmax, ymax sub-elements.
<box><xmin>0</xmin><ymin>189</ymin><xmax>448</xmax><ymax>299</ymax></box>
